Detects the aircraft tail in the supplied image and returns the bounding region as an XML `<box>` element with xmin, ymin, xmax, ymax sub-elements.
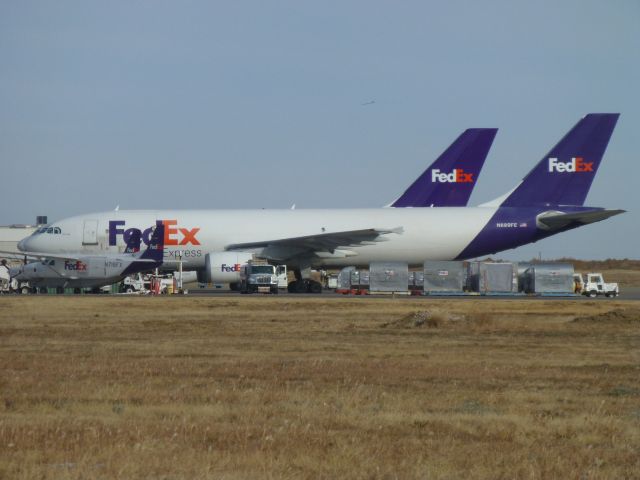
<box><xmin>391</xmin><ymin>128</ymin><xmax>497</xmax><ymax>207</ymax></box>
<box><xmin>123</xmin><ymin>229</ymin><xmax>142</xmax><ymax>253</ymax></box>
<box><xmin>500</xmin><ymin>114</ymin><xmax>619</xmax><ymax>207</ymax></box>
<box><xmin>138</xmin><ymin>222</ymin><xmax>165</xmax><ymax>263</ymax></box>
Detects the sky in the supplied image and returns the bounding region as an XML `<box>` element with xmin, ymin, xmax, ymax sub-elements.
<box><xmin>1</xmin><ymin>0</ymin><xmax>638</xmax><ymax>260</ymax></box>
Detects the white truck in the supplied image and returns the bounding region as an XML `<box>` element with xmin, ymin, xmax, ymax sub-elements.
<box><xmin>239</xmin><ymin>262</ymin><xmax>279</xmax><ymax>294</ymax></box>
<box><xmin>573</xmin><ymin>273</ymin><xmax>619</xmax><ymax>298</ymax></box>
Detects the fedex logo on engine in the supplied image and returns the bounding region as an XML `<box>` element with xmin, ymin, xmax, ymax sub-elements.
<box><xmin>109</xmin><ymin>220</ymin><xmax>200</xmax><ymax>246</ymax></box>
<box><xmin>548</xmin><ymin>157</ymin><xmax>593</xmax><ymax>173</ymax></box>
<box><xmin>221</xmin><ymin>263</ymin><xmax>241</xmax><ymax>273</ymax></box>
<box><xmin>431</xmin><ymin>169</ymin><xmax>473</xmax><ymax>183</ymax></box>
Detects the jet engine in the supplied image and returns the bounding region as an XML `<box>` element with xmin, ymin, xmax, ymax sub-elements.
<box><xmin>198</xmin><ymin>252</ymin><xmax>254</xmax><ymax>284</ymax></box>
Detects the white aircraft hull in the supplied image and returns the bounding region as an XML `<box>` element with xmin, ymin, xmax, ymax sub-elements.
<box><xmin>22</xmin><ymin>208</ymin><xmax>498</xmax><ymax>268</ymax></box>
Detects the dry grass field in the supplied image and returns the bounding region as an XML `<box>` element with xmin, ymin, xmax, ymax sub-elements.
<box><xmin>1</xmin><ymin>296</ymin><xmax>639</xmax><ymax>479</ymax></box>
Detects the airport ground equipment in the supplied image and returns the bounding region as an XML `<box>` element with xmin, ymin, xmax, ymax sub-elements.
<box><xmin>275</xmin><ymin>265</ymin><xmax>288</xmax><ymax>289</ymax></box>
<box><xmin>424</xmin><ymin>260</ymin><xmax>466</xmax><ymax>294</ymax></box>
<box><xmin>522</xmin><ymin>263</ymin><xmax>575</xmax><ymax>295</ymax></box>
<box><xmin>121</xmin><ymin>273</ymin><xmax>147</xmax><ymax>293</ymax></box>
<box><xmin>467</xmin><ymin>262</ymin><xmax>518</xmax><ymax>294</ymax></box>
<box><xmin>409</xmin><ymin>271</ymin><xmax>424</xmax><ymax>294</ymax></box>
<box><xmin>369</xmin><ymin>262</ymin><xmax>409</xmax><ymax>294</ymax></box>
<box><xmin>326</xmin><ymin>274</ymin><xmax>338</xmax><ymax>290</ymax></box>
<box><xmin>349</xmin><ymin>269</ymin><xmax>370</xmax><ymax>294</ymax></box>
<box><xmin>573</xmin><ymin>273</ymin><xmax>619</xmax><ymax>297</ymax></box>
<box><xmin>239</xmin><ymin>262</ymin><xmax>278</xmax><ymax>294</ymax></box>
<box><xmin>336</xmin><ymin>267</ymin><xmax>356</xmax><ymax>294</ymax></box>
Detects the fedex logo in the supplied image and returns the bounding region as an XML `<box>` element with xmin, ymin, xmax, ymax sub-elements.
<box><xmin>548</xmin><ymin>157</ymin><xmax>593</xmax><ymax>173</ymax></box>
<box><xmin>109</xmin><ymin>220</ymin><xmax>201</xmax><ymax>246</ymax></box>
<box><xmin>65</xmin><ymin>260</ymin><xmax>87</xmax><ymax>271</ymax></box>
<box><xmin>431</xmin><ymin>169</ymin><xmax>473</xmax><ymax>183</ymax></box>
<box><xmin>221</xmin><ymin>263</ymin><xmax>241</xmax><ymax>273</ymax></box>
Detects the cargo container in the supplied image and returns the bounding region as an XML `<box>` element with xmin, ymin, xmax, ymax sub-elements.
<box><xmin>468</xmin><ymin>262</ymin><xmax>518</xmax><ymax>293</ymax></box>
<box><xmin>523</xmin><ymin>263</ymin><xmax>575</xmax><ymax>294</ymax></box>
<box><xmin>369</xmin><ymin>262</ymin><xmax>408</xmax><ymax>294</ymax></box>
<box><xmin>350</xmin><ymin>269</ymin><xmax>370</xmax><ymax>290</ymax></box>
<box><xmin>336</xmin><ymin>266</ymin><xmax>356</xmax><ymax>293</ymax></box>
<box><xmin>424</xmin><ymin>260</ymin><xmax>465</xmax><ymax>293</ymax></box>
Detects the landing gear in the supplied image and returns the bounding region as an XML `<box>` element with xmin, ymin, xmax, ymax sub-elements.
<box><xmin>288</xmin><ymin>269</ymin><xmax>322</xmax><ymax>294</ymax></box>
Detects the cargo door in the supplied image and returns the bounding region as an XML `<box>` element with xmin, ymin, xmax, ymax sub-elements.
<box><xmin>82</xmin><ymin>220</ymin><xmax>99</xmax><ymax>245</ymax></box>
<box><xmin>88</xmin><ymin>257</ymin><xmax>106</xmax><ymax>278</ymax></box>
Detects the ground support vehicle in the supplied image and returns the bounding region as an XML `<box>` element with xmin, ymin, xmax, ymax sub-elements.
<box><xmin>240</xmin><ymin>262</ymin><xmax>278</xmax><ymax>294</ymax></box>
<box><xmin>573</xmin><ymin>273</ymin><xmax>619</xmax><ymax>297</ymax></box>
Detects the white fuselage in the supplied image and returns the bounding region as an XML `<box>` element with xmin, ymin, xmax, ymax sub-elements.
<box><xmin>18</xmin><ymin>208</ymin><xmax>499</xmax><ymax>269</ymax></box>
<box><xmin>12</xmin><ymin>256</ymin><xmax>137</xmax><ymax>289</ymax></box>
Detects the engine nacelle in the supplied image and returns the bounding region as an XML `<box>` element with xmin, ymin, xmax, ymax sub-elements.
<box><xmin>200</xmin><ymin>252</ymin><xmax>254</xmax><ymax>284</ymax></box>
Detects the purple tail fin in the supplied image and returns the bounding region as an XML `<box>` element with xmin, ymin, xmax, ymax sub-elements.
<box><xmin>391</xmin><ymin>128</ymin><xmax>497</xmax><ymax>207</ymax></box>
<box><xmin>123</xmin><ymin>229</ymin><xmax>142</xmax><ymax>254</ymax></box>
<box><xmin>501</xmin><ymin>114</ymin><xmax>619</xmax><ymax>207</ymax></box>
<box><xmin>139</xmin><ymin>221</ymin><xmax>165</xmax><ymax>263</ymax></box>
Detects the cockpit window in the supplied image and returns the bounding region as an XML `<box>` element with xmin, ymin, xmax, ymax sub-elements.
<box><xmin>34</xmin><ymin>226</ymin><xmax>62</xmax><ymax>235</ymax></box>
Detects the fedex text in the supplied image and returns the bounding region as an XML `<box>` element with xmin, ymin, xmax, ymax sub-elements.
<box><xmin>548</xmin><ymin>157</ymin><xmax>593</xmax><ymax>173</ymax></box>
<box><xmin>431</xmin><ymin>169</ymin><xmax>473</xmax><ymax>183</ymax></box>
<box><xmin>109</xmin><ymin>220</ymin><xmax>201</xmax><ymax>247</ymax></box>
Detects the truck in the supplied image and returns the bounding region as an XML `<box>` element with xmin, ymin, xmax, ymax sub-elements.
<box><xmin>573</xmin><ymin>273</ymin><xmax>619</xmax><ymax>298</ymax></box>
<box><xmin>239</xmin><ymin>262</ymin><xmax>279</xmax><ymax>294</ymax></box>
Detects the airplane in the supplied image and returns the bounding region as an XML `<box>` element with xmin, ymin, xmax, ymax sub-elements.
<box><xmin>16</xmin><ymin>114</ymin><xmax>623</xmax><ymax>293</ymax></box>
<box><xmin>7</xmin><ymin>222</ymin><xmax>165</xmax><ymax>293</ymax></box>
<box><xmin>389</xmin><ymin>128</ymin><xmax>497</xmax><ymax>207</ymax></box>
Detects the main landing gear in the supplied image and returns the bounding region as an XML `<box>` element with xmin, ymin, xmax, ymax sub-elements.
<box><xmin>287</xmin><ymin>268</ymin><xmax>322</xmax><ymax>294</ymax></box>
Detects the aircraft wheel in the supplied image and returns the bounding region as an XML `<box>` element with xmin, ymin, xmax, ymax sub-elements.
<box><xmin>309</xmin><ymin>280</ymin><xmax>322</xmax><ymax>294</ymax></box>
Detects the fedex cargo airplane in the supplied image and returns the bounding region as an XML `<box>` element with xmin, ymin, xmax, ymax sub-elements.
<box><xmin>17</xmin><ymin>114</ymin><xmax>623</xmax><ymax>291</ymax></box>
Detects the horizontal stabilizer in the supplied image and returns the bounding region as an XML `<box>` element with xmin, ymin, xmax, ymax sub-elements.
<box><xmin>536</xmin><ymin>209</ymin><xmax>625</xmax><ymax>231</ymax></box>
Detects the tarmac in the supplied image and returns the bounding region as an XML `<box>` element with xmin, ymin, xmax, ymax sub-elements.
<box><xmin>186</xmin><ymin>286</ymin><xmax>640</xmax><ymax>301</ymax></box>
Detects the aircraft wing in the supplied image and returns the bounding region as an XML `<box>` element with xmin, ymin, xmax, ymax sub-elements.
<box><xmin>536</xmin><ymin>209</ymin><xmax>625</xmax><ymax>231</ymax></box>
<box><xmin>225</xmin><ymin>227</ymin><xmax>403</xmax><ymax>259</ymax></box>
<box><xmin>0</xmin><ymin>250</ymin><xmax>81</xmax><ymax>261</ymax></box>
<box><xmin>0</xmin><ymin>250</ymin><xmax>158</xmax><ymax>262</ymax></box>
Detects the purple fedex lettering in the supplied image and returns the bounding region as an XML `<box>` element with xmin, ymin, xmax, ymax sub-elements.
<box><xmin>109</xmin><ymin>221</ymin><xmax>126</xmax><ymax>245</ymax></box>
<box><xmin>109</xmin><ymin>221</ymin><xmax>154</xmax><ymax>246</ymax></box>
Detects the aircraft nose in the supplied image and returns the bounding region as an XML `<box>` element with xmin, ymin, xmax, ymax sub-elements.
<box><xmin>17</xmin><ymin>238</ymin><xmax>28</xmax><ymax>251</ymax></box>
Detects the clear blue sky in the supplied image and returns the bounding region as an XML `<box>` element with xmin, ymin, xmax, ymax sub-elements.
<box><xmin>1</xmin><ymin>1</ymin><xmax>638</xmax><ymax>260</ymax></box>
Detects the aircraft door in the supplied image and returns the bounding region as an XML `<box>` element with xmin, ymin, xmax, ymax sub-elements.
<box><xmin>83</xmin><ymin>220</ymin><xmax>99</xmax><ymax>245</ymax></box>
